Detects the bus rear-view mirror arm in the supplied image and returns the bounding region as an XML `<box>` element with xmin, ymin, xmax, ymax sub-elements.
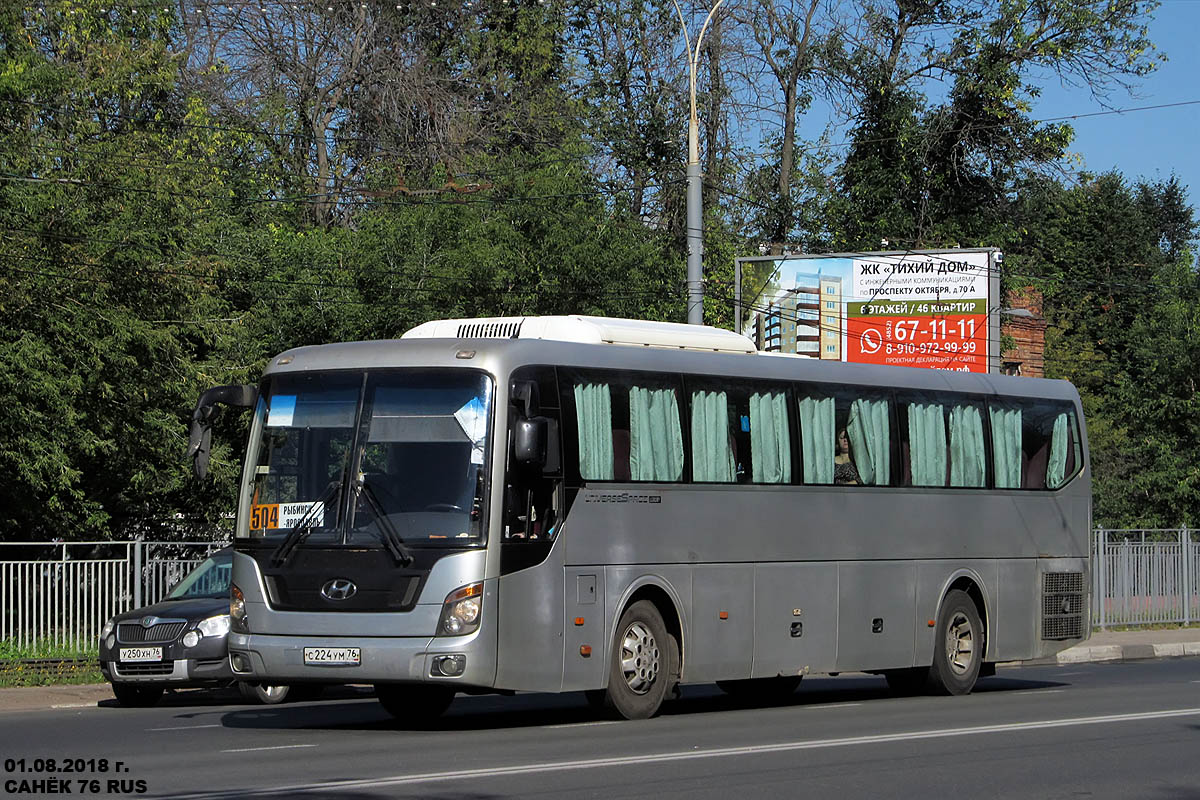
<box><xmin>186</xmin><ymin>384</ymin><xmax>258</xmax><ymax>480</ymax></box>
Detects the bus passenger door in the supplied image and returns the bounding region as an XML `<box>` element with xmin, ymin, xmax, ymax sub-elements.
<box><xmin>752</xmin><ymin>563</ymin><xmax>839</xmax><ymax>677</ymax></box>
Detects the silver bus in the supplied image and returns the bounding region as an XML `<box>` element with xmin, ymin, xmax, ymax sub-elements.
<box><xmin>188</xmin><ymin>315</ymin><xmax>1091</xmax><ymax>720</ymax></box>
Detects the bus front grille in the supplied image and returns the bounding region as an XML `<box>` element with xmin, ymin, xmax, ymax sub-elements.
<box><xmin>1042</xmin><ymin>572</ymin><xmax>1085</xmax><ymax>640</ymax></box>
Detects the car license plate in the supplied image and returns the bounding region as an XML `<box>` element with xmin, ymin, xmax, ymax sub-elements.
<box><xmin>303</xmin><ymin>647</ymin><xmax>360</xmax><ymax>666</ymax></box>
<box><xmin>119</xmin><ymin>647</ymin><xmax>162</xmax><ymax>662</ymax></box>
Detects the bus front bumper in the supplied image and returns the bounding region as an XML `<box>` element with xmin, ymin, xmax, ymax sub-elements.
<box><xmin>227</xmin><ymin>631</ymin><xmax>496</xmax><ymax>687</ymax></box>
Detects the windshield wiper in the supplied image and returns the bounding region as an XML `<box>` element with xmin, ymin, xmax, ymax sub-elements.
<box><xmin>270</xmin><ymin>479</ymin><xmax>341</xmax><ymax>567</ymax></box>
<box><xmin>356</xmin><ymin>481</ymin><xmax>415</xmax><ymax>567</ymax></box>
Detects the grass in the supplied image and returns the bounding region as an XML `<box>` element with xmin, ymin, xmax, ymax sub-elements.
<box><xmin>0</xmin><ymin>639</ymin><xmax>104</xmax><ymax>688</ymax></box>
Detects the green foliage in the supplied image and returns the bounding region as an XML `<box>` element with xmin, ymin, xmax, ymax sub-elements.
<box><xmin>0</xmin><ymin>0</ymin><xmax>1194</xmax><ymax>542</ymax></box>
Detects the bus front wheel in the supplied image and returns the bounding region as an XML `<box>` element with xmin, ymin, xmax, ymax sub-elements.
<box><xmin>602</xmin><ymin>600</ymin><xmax>678</xmax><ymax>720</ymax></box>
<box><xmin>928</xmin><ymin>589</ymin><xmax>983</xmax><ymax>695</ymax></box>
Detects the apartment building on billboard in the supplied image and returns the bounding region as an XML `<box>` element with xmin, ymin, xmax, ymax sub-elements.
<box><xmin>764</xmin><ymin>273</ymin><xmax>842</xmax><ymax>359</ymax></box>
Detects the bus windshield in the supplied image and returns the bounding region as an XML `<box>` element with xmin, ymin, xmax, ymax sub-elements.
<box><xmin>239</xmin><ymin>369</ymin><xmax>492</xmax><ymax>549</ymax></box>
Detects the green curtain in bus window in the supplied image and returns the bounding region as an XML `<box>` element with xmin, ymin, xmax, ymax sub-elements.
<box><xmin>798</xmin><ymin>395</ymin><xmax>834</xmax><ymax>484</ymax></box>
<box><xmin>949</xmin><ymin>405</ymin><xmax>986</xmax><ymax>488</ymax></box>
<box><xmin>990</xmin><ymin>406</ymin><xmax>1022</xmax><ymax>488</ymax></box>
<box><xmin>574</xmin><ymin>383</ymin><xmax>614</xmax><ymax>480</ymax></box>
<box><xmin>1046</xmin><ymin>412</ymin><xmax>1070</xmax><ymax>489</ymax></box>
<box><xmin>691</xmin><ymin>390</ymin><xmax>735</xmax><ymax>482</ymax></box>
<box><xmin>630</xmin><ymin>386</ymin><xmax>684</xmax><ymax>481</ymax></box>
<box><xmin>908</xmin><ymin>403</ymin><xmax>947</xmax><ymax>486</ymax></box>
<box><xmin>847</xmin><ymin>398</ymin><xmax>890</xmax><ymax>486</ymax></box>
<box><xmin>750</xmin><ymin>391</ymin><xmax>791</xmax><ymax>484</ymax></box>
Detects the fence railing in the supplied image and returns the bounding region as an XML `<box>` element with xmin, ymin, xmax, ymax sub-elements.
<box><xmin>0</xmin><ymin>540</ymin><xmax>226</xmax><ymax>649</ymax></box>
<box><xmin>1092</xmin><ymin>528</ymin><xmax>1198</xmax><ymax>628</ymax></box>
<box><xmin>1</xmin><ymin>531</ymin><xmax>1197</xmax><ymax>648</ymax></box>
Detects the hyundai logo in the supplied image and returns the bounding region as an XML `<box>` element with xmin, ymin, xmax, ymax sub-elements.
<box><xmin>321</xmin><ymin>578</ymin><xmax>357</xmax><ymax>601</ymax></box>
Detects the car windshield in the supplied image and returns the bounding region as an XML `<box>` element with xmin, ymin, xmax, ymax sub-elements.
<box><xmin>167</xmin><ymin>552</ymin><xmax>232</xmax><ymax>600</ymax></box>
<box><xmin>239</xmin><ymin>369</ymin><xmax>492</xmax><ymax>549</ymax></box>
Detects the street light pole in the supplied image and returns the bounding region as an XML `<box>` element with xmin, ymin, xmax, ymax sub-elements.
<box><xmin>673</xmin><ymin>0</ymin><xmax>724</xmax><ymax>325</ymax></box>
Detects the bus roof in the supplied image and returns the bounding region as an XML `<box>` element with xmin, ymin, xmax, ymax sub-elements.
<box><xmin>263</xmin><ymin>316</ymin><xmax>1077</xmax><ymax>404</ymax></box>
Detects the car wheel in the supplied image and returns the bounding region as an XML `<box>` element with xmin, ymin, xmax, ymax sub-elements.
<box><xmin>111</xmin><ymin>683</ymin><xmax>165</xmax><ymax>707</ymax></box>
<box><xmin>238</xmin><ymin>681</ymin><xmax>290</xmax><ymax>705</ymax></box>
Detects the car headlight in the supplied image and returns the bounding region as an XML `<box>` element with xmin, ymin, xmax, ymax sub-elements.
<box><xmin>101</xmin><ymin>617</ymin><xmax>116</xmax><ymax>639</ymax></box>
<box><xmin>198</xmin><ymin>614</ymin><xmax>231</xmax><ymax>638</ymax></box>
<box><xmin>230</xmin><ymin>584</ymin><xmax>249</xmax><ymax>633</ymax></box>
<box><xmin>438</xmin><ymin>582</ymin><xmax>483</xmax><ymax>636</ymax></box>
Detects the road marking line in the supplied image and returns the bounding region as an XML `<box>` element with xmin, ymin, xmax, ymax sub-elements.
<box><xmin>1010</xmin><ymin>689</ymin><xmax>1065</xmax><ymax>696</ymax></box>
<box><xmin>815</xmin><ymin>702</ymin><xmax>862</xmax><ymax>709</ymax></box>
<box><xmin>150</xmin><ymin>724</ymin><xmax>222</xmax><ymax>731</ymax></box>
<box><xmin>220</xmin><ymin>744</ymin><xmax>317</xmax><ymax>753</ymax></box>
<box><xmin>50</xmin><ymin>703</ymin><xmax>96</xmax><ymax>709</ymax></box>
<box><xmin>170</xmin><ymin>707</ymin><xmax>1200</xmax><ymax>798</ymax></box>
<box><xmin>544</xmin><ymin>721</ymin><xmax>623</xmax><ymax>729</ymax></box>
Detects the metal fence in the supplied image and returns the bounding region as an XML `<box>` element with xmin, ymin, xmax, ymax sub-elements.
<box><xmin>1</xmin><ymin>531</ymin><xmax>1197</xmax><ymax>648</ymax></box>
<box><xmin>1092</xmin><ymin>528</ymin><xmax>1199</xmax><ymax>628</ymax></box>
<box><xmin>0</xmin><ymin>540</ymin><xmax>226</xmax><ymax>649</ymax></box>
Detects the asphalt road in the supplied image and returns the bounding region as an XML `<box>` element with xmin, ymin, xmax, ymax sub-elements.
<box><xmin>3</xmin><ymin>659</ymin><xmax>1199</xmax><ymax>799</ymax></box>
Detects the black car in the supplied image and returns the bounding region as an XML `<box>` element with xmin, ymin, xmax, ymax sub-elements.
<box><xmin>99</xmin><ymin>548</ymin><xmax>309</xmax><ymax>707</ymax></box>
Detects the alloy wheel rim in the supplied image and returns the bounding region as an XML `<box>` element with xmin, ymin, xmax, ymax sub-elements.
<box><xmin>945</xmin><ymin>612</ymin><xmax>975</xmax><ymax>675</ymax></box>
<box><xmin>620</xmin><ymin>621</ymin><xmax>660</xmax><ymax>695</ymax></box>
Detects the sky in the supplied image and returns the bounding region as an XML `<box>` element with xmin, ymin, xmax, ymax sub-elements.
<box><xmin>1029</xmin><ymin>0</ymin><xmax>1200</xmax><ymax>206</ymax></box>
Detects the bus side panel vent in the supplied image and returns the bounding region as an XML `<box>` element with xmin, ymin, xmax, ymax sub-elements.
<box><xmin>458</xmin><ymin>321</ymin><xmax>523</xmax><ymax>339</ymax></box>
<box><xmin>1041</xmin><ymin>571</ymin><xmax>1084</xmax><ymax>640</ymax></box>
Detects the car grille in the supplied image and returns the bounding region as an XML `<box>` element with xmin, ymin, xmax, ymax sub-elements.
<box><xmin>1042</xmin><ymin>571</ymin><xmax>1085</xmax><ymax>640</ymax></box>
<box><xmin>113</xmin><ymin>662</ymin><xmax>174</xmax><ymax>677</ymax></box>
<box><xmin>118</xmin><ymin>622</ymin><xmax>186</xmax><ymax>643</ymax></box>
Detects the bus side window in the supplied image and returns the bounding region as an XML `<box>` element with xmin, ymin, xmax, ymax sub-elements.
<box><xmin>1018</xmin><ymin>400</ymin><xmax>1081</xmax><ymax>490</ymax></box>
<box><xmin>895</xmin><ymin>392</ymin><xmax>989</xmax><ymax>489</ymax></box>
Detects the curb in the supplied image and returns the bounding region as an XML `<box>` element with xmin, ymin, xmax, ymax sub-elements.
<box><xmin>1053</xmin><ymin>641</ymin><xmax>1200</xmax><ymax>665</ymax></box>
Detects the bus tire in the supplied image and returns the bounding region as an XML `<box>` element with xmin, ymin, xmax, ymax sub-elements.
<box><xmin>603</xmin><ymin>600</ymin><xmax>676</xmax><ymax>720</ymax></box>
<box><xmin>375</xmin><ymin>684</ymin><xmax>454</xmax><ymax>722</ymax></box>
<box><xmin>716</xmin><ymin>676</ymin><xmax>802</xmax><ymax>702</ymax></box>
<box><xmin>111</xmin><ymin>683</ymin><xmax>164</xmax><ymax>707</ymax></box>
<box><xmin>927</xmin><ymin>589</ymin><xmax>983</xmax><ymax>695</ymax></box>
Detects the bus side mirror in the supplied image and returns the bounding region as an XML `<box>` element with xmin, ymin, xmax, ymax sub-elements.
<box><xmin>186</xmin><ymin>384</ymin><xmax>258</xmax><ymax>480</ymax></box>
<box><xmin>513</xmin><ymin>417</ymin><xmax>548</xmax><ymax>468</ymax></box>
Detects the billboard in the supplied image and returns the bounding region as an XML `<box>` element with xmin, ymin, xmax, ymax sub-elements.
<box><xmin>738</xmin><ymin>249</ymin><xmax>999</xmax><ymax>373</ymax></box>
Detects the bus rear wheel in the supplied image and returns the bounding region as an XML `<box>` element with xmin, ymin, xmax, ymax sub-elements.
<box><xmin>602</xmin><ymin>600</ymin><xmax>677</xmax><ymax>720</ymax></box>
<box><xmin>375</xmin><ymin>684</ymin><xmax>455</xmax><ymax>722</ymax></box>
<box><xmin>927</xmin><ymin>589</ymin><xmax>983</xmax><ymax>695</ymax></box>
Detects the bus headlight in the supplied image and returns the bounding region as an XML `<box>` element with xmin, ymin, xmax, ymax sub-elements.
<box><xmin>230</xmin><ymin>584</ymin><xmax>249</xmax><ymax>633</ymax></box>
<box><xmin>438</xmin><ymin>582</ymin><xmax>483</xmax><ymax>636</ymax></box>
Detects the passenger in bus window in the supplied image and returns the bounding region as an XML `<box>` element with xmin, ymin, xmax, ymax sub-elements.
<box><xmin>834</xmin><ymin>428</ymin><xmax>861</xmax><ymax>485</ymax></box>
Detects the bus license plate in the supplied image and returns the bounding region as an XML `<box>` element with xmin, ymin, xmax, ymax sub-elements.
<box><xmin>119</xmin><ymin>647</ymin><xmax>162</xmax><ymax>662</ymax></box>
<box><xmin>303</xmin><ymin>647</ymin><xmax>360</xmax><ymax>666</ymax></box>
